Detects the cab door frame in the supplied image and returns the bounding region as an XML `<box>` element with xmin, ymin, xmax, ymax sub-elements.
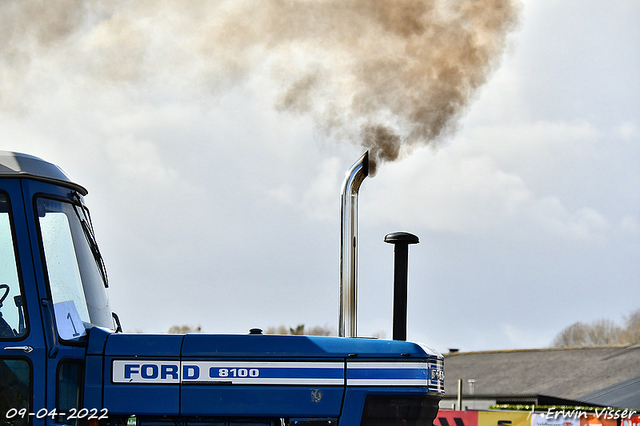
<box><xmin>0</xmin><ymin>179</ymin><xmax>47</xmax><ymax>426</ymax></box>
<box><xmin>20</xmin><ymin>179</ymin><xmax>94</xmax><ymax>426</ymax></box>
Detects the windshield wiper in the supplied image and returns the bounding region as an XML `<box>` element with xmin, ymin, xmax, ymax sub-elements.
<box><xmin>72</xmin><ymin>194</ymin><xmax>109</xmax><ymax>288</ymax></box>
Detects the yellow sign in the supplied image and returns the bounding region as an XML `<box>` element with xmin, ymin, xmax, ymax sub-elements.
<box><xmin>479</xmin><ymin>411</ymin><xmax>532</xmax><ymax>426</ymax></box>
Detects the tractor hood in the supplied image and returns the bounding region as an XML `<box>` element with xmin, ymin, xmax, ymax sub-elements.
<box><xmin>84</xmin><ymin>327</ymin><xmax>444</xmax><ymax>418</ymax></box>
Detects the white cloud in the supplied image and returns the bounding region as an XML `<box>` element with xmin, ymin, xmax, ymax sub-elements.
<box><xmin>266</xmin><ymin>156</ymin><xmax>345</xmax><ymax>222</ymax></box>
<box><xmin>268</xmin><ymin>184</ymin><xmax>295</xmax><ymax>206</ymax></box>
<box><xmin>501</xmin><ymin>323</ymin><xmax>554</xmax><ymax>350</ymax></box>
<box><xmin>366</xmin><ymin>134</ymin><xmax>614</xmax><ymax>244</ymax></box>
<box><xmin>615</xmin><ymin>122</ymin><xmax>639</xmax><ymax>141</ymax></box>
<box><xmin>105</xmin><ymin>136</ymin><xmax>179</xmax><ymax>184</ymax></box>
<box><xmin>300</xmin><ymin>157</ymin><xmax>343</xmax><ymax>221</ymax></box>
<box><xmin>463</xmin><ymin>119</ymin><xmax>600</xmax><ymax>166</ymax></box>
<box><xmin>619</xmin><ymin>216</ymin><xmax>640</xmax><ymax>235</ymax></box>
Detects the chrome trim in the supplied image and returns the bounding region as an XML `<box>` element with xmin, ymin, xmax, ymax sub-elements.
<box><xmin>4</xmin><ymin>346</ymin><xmax>34</xmax><ymax>353</ymax></box>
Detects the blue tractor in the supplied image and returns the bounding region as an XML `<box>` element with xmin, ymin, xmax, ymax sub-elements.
<box><xmin>0</xmin><ymin>151</ymin><xmax>443</xmax><ymax>426</ymax></box>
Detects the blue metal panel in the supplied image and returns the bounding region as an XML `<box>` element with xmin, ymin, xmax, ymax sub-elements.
<box><xmin>104</xmin><ymin>333</ymin><xmax>184</xmax><ymax>356</ymax></box>
<box><xmin>181</xmin><ymin>386</ymin><xmax>344</xmax><ymax>417</ymax></box>
<box><xmin>84</xmin><ymin>355</ymin><xmax>104</xmax><ymax>409</ymax></box>
<box><xmin>347</xmin><ymin>361</ymin><xmax>430</xmax><ymax>386</ymax></box>
<box><xmin>346</xmin><ymin>359</ymin><xmax>444</xmax><ymax>395</ymax></box>
<box><xmin>84</xmin><ymin>329</ymin><xmax>108</xmax><ymax>412</ymax></box>
<box><xmin>179</xmin><ymin>335</ymin><xmax>351</xmax><ymax>417</ymax></box>
<box><xmin>103</xmin><ymin>357</ymin><xmax>181</xmax><ymax>415</ymax></box>
<box><xmin>86</xmin><ymin>326</ymin><xmax>111</xmax><ymax>355</ymax></box>
<box><xmin>103</xmin><ymin>336</ymin><xmax>183</xmax><ymax>414</ymax></box>
<box><xmin>103</xmin><ymin>383</ymin><xmax>180</xmax><ymax>415</ymax></box>
<box><xmin>182</xmin><ymin>334</ymin><xmax>441</xmax><ymax>359</ymax></box>
<box><xmin>181</xmin><ymin>334</ymin><xmax>334</xmax><ymax>358</ymax></box>
<box><xmin>316</xmin><ymin>337</ymin><xmax>439</xmax><ymax>358</ymax></box>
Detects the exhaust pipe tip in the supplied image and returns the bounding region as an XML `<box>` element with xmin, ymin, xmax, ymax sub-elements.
<box><xmin>344</xmin><ymin>151</ymin><xmax>369</xmax><ymax>194</ymax></box>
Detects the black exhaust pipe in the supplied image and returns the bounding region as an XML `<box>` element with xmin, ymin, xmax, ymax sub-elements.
<box><xmin>384</xmin><ymin>232</ymin><xmax>419</xmax><ymax>341</ymax></box>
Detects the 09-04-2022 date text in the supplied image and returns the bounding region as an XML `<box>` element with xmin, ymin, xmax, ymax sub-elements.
<box><xmin>5</xmin><ymin>408</ymin><xmax>109</xmax><ymax>420</ymax></box>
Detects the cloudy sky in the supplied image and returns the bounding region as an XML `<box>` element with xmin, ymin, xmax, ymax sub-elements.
<box><xmin>1</xmin><ymin>0</ymin><xmax>638</xmax><ymax>353</ymax></box>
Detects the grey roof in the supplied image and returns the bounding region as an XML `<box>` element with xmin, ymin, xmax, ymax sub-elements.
<box><xmin>579</xmin><ymin>375</ymin><xmax>640</xmax><ymax>410</ymax></box>
<box><xmin>443</xmin><ymin>345</ymin><xmax>640</xmax><ymax>408</ymax></box>
<box><xmin>0</xmin><ymin>151</ymin><xmax>87</xmax><ymax>195</ymax></box>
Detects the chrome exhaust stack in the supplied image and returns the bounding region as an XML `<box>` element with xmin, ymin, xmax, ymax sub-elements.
<box><xmin>339</xmin><ymin>151</ymin><xmax>369</xmax><ymax>338</ymax></box>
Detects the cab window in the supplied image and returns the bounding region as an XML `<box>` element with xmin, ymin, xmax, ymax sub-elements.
<box><xmin>0</xmin><ymin>193</ymin><xmax>27</xmax><ymax>339</ymax></box>
<box><xmin>0</xmin><ymin>359</ymin><xmax>30</xmax><ymax>426</ymax></box>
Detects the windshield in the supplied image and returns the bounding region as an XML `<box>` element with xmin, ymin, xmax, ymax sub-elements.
<box><xmin>37</xmin><ymin>197</ymin><xmax>114</xmax><ymax>335</ymax></box>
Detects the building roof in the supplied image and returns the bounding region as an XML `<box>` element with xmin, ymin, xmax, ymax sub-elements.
<box><xmin>579</xmin><ymin>374</ymin><xmax>640</xmax><ymax>410</ymax></box>
<box><xmin>443</xmin><ymin>345</ymin><xmax>640</xmax><ymax>408</ymax></box>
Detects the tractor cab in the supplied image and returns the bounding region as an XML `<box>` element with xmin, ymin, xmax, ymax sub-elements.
<box><xmin>0</xmin><ymin>151</ymin><xmax>116</xmax><ymax>426</ymax></box>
